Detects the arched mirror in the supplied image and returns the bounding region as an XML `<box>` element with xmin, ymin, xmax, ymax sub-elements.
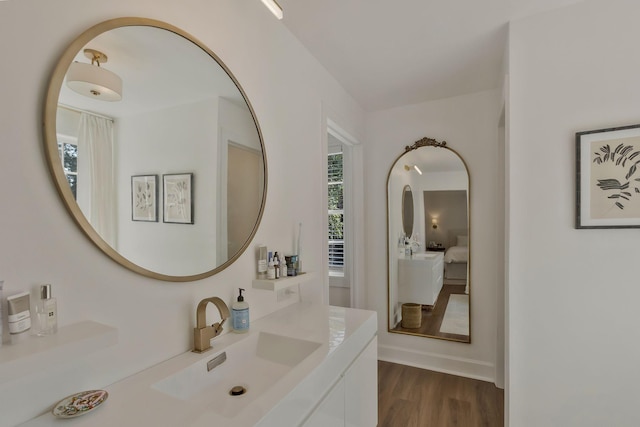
<box><xmin>43</xmin><ymin>18</ymin><xmax>267</xmax><ymax>281</ymax></box>
<box><xmin>387</xmin><ymin>137</ymin><xmax>470</xmax><ymax>343</ymax></box>
<box><xmin>401</xmin><ymin>185</ymin><xmax>414</xmax><ymax>238</ymax></box>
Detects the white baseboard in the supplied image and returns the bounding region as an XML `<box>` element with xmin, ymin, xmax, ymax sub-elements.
<box><xmin>378</xmin><ymin>343</ymin><xmax>496</xmax><ymax>383</ymax></box>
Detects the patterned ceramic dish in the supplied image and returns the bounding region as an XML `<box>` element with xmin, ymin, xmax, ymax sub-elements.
<box><xmin>52</xmin><ymin>389</ymin><xmax>108</xmax><ymax>418</ymax></box>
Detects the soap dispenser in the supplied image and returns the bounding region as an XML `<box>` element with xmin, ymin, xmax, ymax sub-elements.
<box><xmin>232</xmin><ymin>288</ymin><xmax>249</xmax><ymax>334</ymax></box>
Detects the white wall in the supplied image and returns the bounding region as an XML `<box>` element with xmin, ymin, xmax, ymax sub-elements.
<box><xmin>366</xmin><ymin>89</ymin><xmax>501</xmax><ymax>381</ymax></box>
<box><xmin>117</xmin><ymin>98</ymin><xmax>219</xmax><ymax>275</ymax></box>
<box><xmin>0</xmin><ymin>0</ymin><xmax>364</xmax><ymax>424</ymax></box>
<box><xmin>508</xmin><ymin>0</ymin><xmax>640</xmax><ymax>425</ymax></box>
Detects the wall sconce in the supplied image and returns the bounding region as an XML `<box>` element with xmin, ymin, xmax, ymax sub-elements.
<box><xmin>66</xmin><ymin>49</ymin><xmax>123</xmax><ymax>102</ymax></box>
<box><xmin>431</xmin><ymin>218</ymin><xmax>438</xmax><ymax>229</ymax></box>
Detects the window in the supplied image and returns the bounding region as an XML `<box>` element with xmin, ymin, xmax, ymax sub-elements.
<box><xmin>328</xmin><ymin>149</ymin><xmax>344</xmax><ymax>275</ymax></box>
<box><xmin>57</xmin><ymin>135</ymin><xmax>78</xmax><ymax>199</ymax></box>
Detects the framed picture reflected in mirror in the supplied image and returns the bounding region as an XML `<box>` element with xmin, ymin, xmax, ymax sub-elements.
<box><xmin>131</xmin><ymin>175</ymin><xmax>158</xmax><ymax>222</ymax></box>
<box><xmin>163</xmin><ymin>173</ymin><xmax>194</xmax><ymax>224</ymax></box>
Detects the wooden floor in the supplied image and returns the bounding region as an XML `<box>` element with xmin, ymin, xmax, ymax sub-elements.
<box><xmin>378</xmin><ymin>361</ymin><xmax>504</xmax><ymax>427</ymax></box>
<box><xmin>391</xmin><ymin>284</ymin><xmax>469</xmax><ymax>342</ymax></box>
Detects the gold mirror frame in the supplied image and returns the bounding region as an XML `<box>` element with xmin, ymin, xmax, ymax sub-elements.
<box><xmin>386</xmin><ymin>137</ymin><xmax>471</xmax><ymax>343</ymax></box>
<box><xmin>43</xmin><ymin>17</ymin><xmax>267</xmax><ymax>282</ymax></box>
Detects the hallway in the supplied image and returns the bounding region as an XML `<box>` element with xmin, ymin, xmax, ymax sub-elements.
<box><xmin>378</xmin><ymin>361</ymin><xmax>504</xmax><ymax>427</ymax></box>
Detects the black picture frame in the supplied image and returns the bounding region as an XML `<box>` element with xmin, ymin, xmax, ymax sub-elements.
<box><xmin>576</xmin><ymin>123</ymin><xmax>640</xmax><ymax>228</ymax></box>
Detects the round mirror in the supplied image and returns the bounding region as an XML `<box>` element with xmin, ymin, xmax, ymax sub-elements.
<box><xmin>387</xmin><ymin>138</ymin><xmax>470</xmax><ymax>343</ymax></box>
<box><xmin>401</xmin><ymin>185</ymin><xmax>414</xmax><ymax>238</ymax></box>
<box><xmin>43</xmin><ymin>18</ymin><xmax>267</xmax><ymax>281</ymax></box>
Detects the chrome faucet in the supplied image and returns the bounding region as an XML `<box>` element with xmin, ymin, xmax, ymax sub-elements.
<box><xmin>192</xmin><ymin>297</ymin><xmax>230</xmax><ymax>353</ymax></box>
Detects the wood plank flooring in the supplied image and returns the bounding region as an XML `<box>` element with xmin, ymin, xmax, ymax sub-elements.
<box><xmin>378</xmin><ymin>361</ymin><xmax>504</xmax><ymax>427</ymax></box>
<box><xmin>391</xmin><ymin>284</ymin><xmax>469</xmax><ymax>342</ymax></box>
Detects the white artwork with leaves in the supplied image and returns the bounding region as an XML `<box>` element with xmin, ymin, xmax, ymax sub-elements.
<box><xmin>163</xmin><ymin>173</ymin><xmax>193</xmax><ymax>224</ymax></box>
<box><xmin>132</xmin><ymin>175</ymin><xmax>157</xmax><ymax>222</ymax></box>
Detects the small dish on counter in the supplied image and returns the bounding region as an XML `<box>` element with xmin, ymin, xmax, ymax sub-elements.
<box><xmin>52</xmin><ymin>390</ymin><xmax>108</xmax><ymax>418</ymax></box>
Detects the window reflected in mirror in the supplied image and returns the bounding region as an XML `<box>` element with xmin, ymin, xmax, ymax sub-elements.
<box><xmin>44</xmin><ymin>18</ymin><xmax>266</xmax><ymax>281</ymax></box>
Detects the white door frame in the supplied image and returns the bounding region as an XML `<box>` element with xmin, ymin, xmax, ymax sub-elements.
<box><xmin>322</xmin><ymin>112</ymin><xmax>364</xmax><ymax>308</ymax></box>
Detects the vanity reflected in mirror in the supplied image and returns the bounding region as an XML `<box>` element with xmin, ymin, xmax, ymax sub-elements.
<box><xmin>43</xmin><ymin>18</ymin><xmax>266</xmax><ymax>281</ymax></box>
<box><xmin>387</xmin><ymin>137</ymin><xmax>470</xmax><ymax>342</ymax></box>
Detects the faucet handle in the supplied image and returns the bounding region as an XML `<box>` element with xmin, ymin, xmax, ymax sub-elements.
<box><xmin>212</xmin><ymin>318</ymin><xmax>226</xmax><ymax>335</ymax></box>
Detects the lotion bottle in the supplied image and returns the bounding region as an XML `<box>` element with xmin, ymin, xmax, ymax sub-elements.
<box><xmin>232</xmin><ymin>288</ymin><xmax>249</xmax><ymax>333</ymax></box>
<box><xmin>257</xmin><ymin>245</ymin><xmax>268</xmax><ymax>279</ymax></box>
<box><xmin>267</xmin><ymin>258</ymin><xmax>276</xmax><ymax>280</ymax></box>
<box><xmin>280</xmin><ymin>256</ymin><xmax>288</xmax><ymax>278</ymax></box>
<box><xmin>7</xmin><ymin>292</ymin><xmax>31</xmax><ymax>342</ymax></box>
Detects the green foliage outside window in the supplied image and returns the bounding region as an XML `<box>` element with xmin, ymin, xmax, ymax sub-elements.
<box><xmin>328</xmin><ymin>153</ymin><xmax>344</xmax><ymax>240</ymax></box>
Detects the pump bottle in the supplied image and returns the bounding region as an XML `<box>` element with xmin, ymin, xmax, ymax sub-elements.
<box><xmin>232</xmin><ymin>288</ymin><xmax>249</xmax><ymax>333</ymax></box>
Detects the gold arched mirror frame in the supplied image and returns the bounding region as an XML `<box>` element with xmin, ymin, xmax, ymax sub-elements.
<box><xmin>387</xmin><ymin>137</ymin><xmax>471</xmax><ymax>343</ymax></box>
<box><xmin>43</xmin><ymin>17</ymin><xmax>267</xmax><ymax>282</ymax></box>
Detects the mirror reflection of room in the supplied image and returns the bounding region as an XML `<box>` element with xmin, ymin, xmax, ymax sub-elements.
<box><xmin>47</xmin><ymin>22</ymin><xmax>266</xmax><ymax>280</ymax></box>
<box><xmin>388</xmin><ymin>141</ymin><xmax>470</xmax><ymax>343</ymax></box>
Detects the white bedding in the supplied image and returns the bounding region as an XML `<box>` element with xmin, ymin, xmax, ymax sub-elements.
<box><xmin>444</xmin><ymin>245</ymin><xmax>468</xmax><ymax>263</ymax></box>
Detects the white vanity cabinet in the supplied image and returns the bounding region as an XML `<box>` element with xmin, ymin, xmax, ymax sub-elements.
<box><xmin>398</xmin><ymin>252</ymin><xmax>444</xmax><ymax>306</ymax></box>
<box><xmin>303</xmin><ymin>336</ymin><xmax>378</xmax><ymax>427</ymax></box>
<box><xmin>20</xmin><ymin>304</ymin><xmax>377</xmax><ymax>427</ymax></box>
<box><xmin>345</xmin><ymin>336</ymin><xmax>378</xmax><ymax>427</ymax></box>
<box><xmin>303</xmin><ymin>377</ymin><xmax>346</xmax><ymax>427</ymax></box>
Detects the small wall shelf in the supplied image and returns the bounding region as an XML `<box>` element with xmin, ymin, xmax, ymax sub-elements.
<box><xmin>252</xmin><ymin>271</ymin><xmax>317</xmax><ymax>292</ymax></box>
<box><xmin>0</xmin><ymin>320</ymin><xmax>117</xmax><ymax>384</ymax></box>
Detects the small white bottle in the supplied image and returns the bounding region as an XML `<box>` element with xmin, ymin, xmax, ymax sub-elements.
<box><xmin>232</xmin><ymin>288</ymin><xmax>249</xmax><ymax>333</ymax></box>
<box><xmin>36</xmin><ymin>284</ymin><xmax>57</xmax><ymax>336</ymax></box>
<box><xmin>280</xmin><ymin>256</ymin><xmax>288</xmax><ymax>279</ymax></box>
<box><xmin>267</xmin><ymin>258</ymin><xmax>276</xmax><ymax>280</ymax></box>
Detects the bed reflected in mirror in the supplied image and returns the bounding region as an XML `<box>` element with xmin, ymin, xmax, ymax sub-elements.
<box><xmin>387</xmin><ymin>137</ymin><xmax>470</xmax><ymax>343</ymax></box>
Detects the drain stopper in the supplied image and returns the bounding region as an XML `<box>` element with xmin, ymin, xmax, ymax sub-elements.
<box><xmin>230</xmin><ymin>386</ymin><xmax>246</xmax><ymax>396</ymax></box>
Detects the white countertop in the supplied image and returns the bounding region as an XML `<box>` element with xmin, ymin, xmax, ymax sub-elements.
<box><xmin>399</xmin><ymin>251</ymin><xmax>443</xmax><ymax>261</ymax></box>
<box><xmin>20</xmin><ymin>303</ymin><xmax>377</xmax><ymax>427</ymax></box>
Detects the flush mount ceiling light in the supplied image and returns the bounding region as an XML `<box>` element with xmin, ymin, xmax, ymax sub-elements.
<box><xmin>403</xmin><ymin>164</ymin><xmax>423</xmax><ymax>175</ymax></box>
<box><xmin>66</xmin><ymin>49</ymin><xmax>122</xmax><ymax>102</ymax></box>
<box><xmin>261</xmin><ymin>0</ymin><xmax>283</xmax><ymax>19</ymax></box>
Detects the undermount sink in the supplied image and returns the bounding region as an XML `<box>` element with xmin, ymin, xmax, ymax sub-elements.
<box><xmin>151</xmin><ymin>331</ymin><xmax>321</xmax><ymax>418</ymax></box>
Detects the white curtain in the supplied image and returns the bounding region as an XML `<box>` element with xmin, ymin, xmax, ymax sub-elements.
<box><xmin>78</xmin><ymin>113</ymin><xmax>116</xmax><ymax>247</ymax></box>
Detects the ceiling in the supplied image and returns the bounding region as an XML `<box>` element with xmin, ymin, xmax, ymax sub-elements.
<box><xmin>278</xmin><ymin>0</ymin><xmax>584</xmax><ymax>112</ymax></box>
<box><xmin>59</xmin><ymin>25</ymin><xmax>246</xmax><ymax>119</ymax></box>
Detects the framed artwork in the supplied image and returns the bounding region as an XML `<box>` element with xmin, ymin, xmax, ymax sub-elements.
<box><xmin>576</xmin><ymin>124</ymin><xmax>640</xmax><ymax>228</ymax></box>
<box><xmin>163</xmin><ymin>173</ymin><xmax>194</xmax><ymax>224</ymax></box>
<box><xmin>131</xmin><ymin>175</ymin><xmax>158</xmax><ymax>222</ymax></box>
